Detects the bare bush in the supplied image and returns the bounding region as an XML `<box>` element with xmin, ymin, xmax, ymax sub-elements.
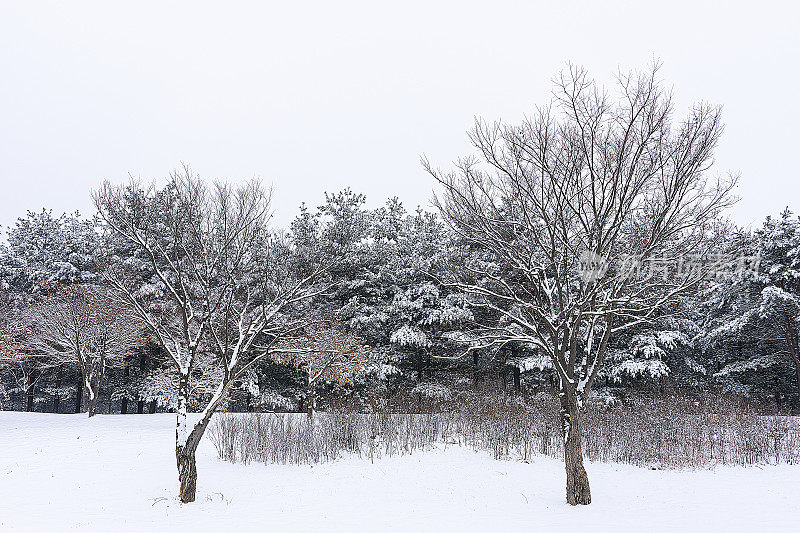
<box><xmin>209</xmin><ymin>392</ymin><xmax>800</xmax><ymax>469</ymax></box>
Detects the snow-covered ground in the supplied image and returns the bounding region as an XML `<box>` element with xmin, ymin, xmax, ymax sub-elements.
<box><xmin>1</xmin><ymin>412</ymin><xmax>798</xmax><ymax>532</ymax></box>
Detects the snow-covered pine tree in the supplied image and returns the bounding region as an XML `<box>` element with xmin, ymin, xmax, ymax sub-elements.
<box><xmin>701</xmin><ymin>210</ymin><xmax>800</xmax><ymax>407</ymax></box>
<box><xmin>290</xmin><ymin>191</ymin><xmax>471</xmax><ymax>406</ymax></box>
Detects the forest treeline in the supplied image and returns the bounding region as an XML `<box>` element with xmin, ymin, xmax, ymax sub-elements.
<box><xmin>2</xmin><ymin>187</ymin><xmax>799</xmax><ymax>415</ymax></box>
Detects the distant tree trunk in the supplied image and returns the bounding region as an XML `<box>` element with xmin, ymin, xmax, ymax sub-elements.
<box><xmin>137</xmin><ymin>350</ymin><xmax>147</xmax><ymax>414</ymax></box>
<box><xmin>306</xmin><ymin>381</ymin><xmax>315</xmax><ymax>419</ymax></box>
<box><xmin>793</xmin><ymin>360</ymin><xmax>800</xmax><ymax>399</ymax></box>
<box><xmin>782</xmin><ymin>314</ymin><xmax>800</xmax><ymax>398</ymax></box>
<box><xmin>559</xmin><ymin>383</ymin><xmax>591</xmax><ymax>505</ymax></box>
<box><xmin>53</xmin><ymin>366</ymin><xmax>62</xmax><ymax>413</ymax></box>
<box><xmin>25</xmin><ymin>382</ymin><xmax>35</xmax><ymax>412</ymax></box>
<box><xmin>86</xmin><ymin>363</ymin><xmax>104</xmax><ymax>417</ymax></box>
<box><xmin>149</xmin><ymin>399</ymin><xmax>157</xmax><ymax>414</ymax></box>
<box><xmin>74</xmin><ymin>365</ymin><xmax>83</xmax><ymax>413</ymax></box>
<box><xmin>499</xmin><ymin>349</ymin><xmax>509</xmax><ymax>391</ymax></box>
<box><xmin>23</xmin><ymin>365</ymin><xmax>38</xmax><ymax>412</ymax></box>
<box><xmin>513</xmin><ymin>367</ymin><xmax>521</xmax><ymax>391</ymax></box>
<box><xmin>121</xmin><ymin>398</ymin><xmax>128</xmax><ymax>414</ymax></box>
<box><xmin>473</xmin><ymin>351</ymin><xmax>480</xmax><ymax>388</ymax></box>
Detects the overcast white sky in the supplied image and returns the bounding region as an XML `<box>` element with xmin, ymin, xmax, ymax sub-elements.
<box><xmin>1</xmin><ymin>1</ymin><xmax>798</xmax><ymax>234</ymax></box>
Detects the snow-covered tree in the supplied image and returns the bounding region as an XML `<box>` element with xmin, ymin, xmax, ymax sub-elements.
<box><xmin>425</xmin><ymin>63</ymin><xmax>735</xmax><ymax>505</ymax></box>
<box><xmin>95</xmin><ymin>168</ymin><xmax>326</xmax><ymax>502</ymax></box>
<box><xmin>0</xmin><ymin>209</ymin><xmax>101</xmax><ymax>298</ymax></box>
<box><xmin>0</xmin><ymin>209</ymin><xmax>110</xmax><ymax>413</ymax></box>
<box><xmin>273</xmin><ymin>313</ymin><xmax>370</xmax><ymax>417</ymax></box>
<box><xmin>701</xmin><ymin>210</ymin><xmax>800</xmax><ymax>405</ymax></box>
<box><xmin>0</xmin><ymin>288</ymin><xmax>55</xmax><ymax>411</ymax></box>
<box><xmin>604</xmin><ymin>327</ymin><xmax>690</xmax><ymax>386</ymax></box>
<box><xmin>292</xmin><ymin>192</ymin><xmax>471</xmax><ymax>400</ymax></box>
<box><xmin>0</xmin><ymin>291</ymin><xmax>19</xmax><ymax>409</ymax></box>
<box><xmin>17</xmin><ymin>285</ymin><xmax>143</xmax><ymax>416</ymax></box>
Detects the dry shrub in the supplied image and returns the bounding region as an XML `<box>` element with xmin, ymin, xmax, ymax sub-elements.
<box><xmin>209</xmin><ymin>391</ymin><xmax>800</xmax><ymax>468</ymax></box>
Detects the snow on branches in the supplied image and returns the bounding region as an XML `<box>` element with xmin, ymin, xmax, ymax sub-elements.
<box><xmin>17</xmin><ymin>284</ymin><xmax>144</xmax><ymax>416</ymax></box>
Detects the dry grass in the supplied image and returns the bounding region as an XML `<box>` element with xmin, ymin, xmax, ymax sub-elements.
<box><xmin>209</xmin><ymin>391</ymin><xmax>800</xmax><ymax>468</ymax></box>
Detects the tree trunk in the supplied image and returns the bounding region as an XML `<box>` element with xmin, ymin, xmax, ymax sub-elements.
<box><xmin>74</xmin><ymin>366</ymin><xmax>83</xmax><ymax>413</ymax></box>
<box><xmin>306</xmin><ymin>383</ymin><xmax>315</xmax><ymax>419</ymax></box>
<box><xmin>25</xmin><ymin>365</ymin><xmax>40</xmax><ymax>412</ymax></box>
<box><xmin>77</xmin><ymin>362</ymin><xmax>92</xmax><ymax>414</ymax></box>
<box><xmin>176</xmin><ymin>402</ymin><xmax>219</xmax><ymax>502</ymax></box>
<box><xmin>87</xmin><ymin>369</ymin><xmax>103</xmax><ymax>417</ymax></box>
<box><xmin>175</xmin><ymin>365</ymin><xmax>233</xmax><ymax>504</ymax></box>
<box><xmin>176</xmin><ymin>369</ymin><xmax>197</xmax><ymax>503</ymax></box>
<box><xmin>121</xmin><ymin>398</ymin><xmax>128</xmax><ymax>414</ymax></box>
<box><xmin>176</xmin><ymin>402</ymin><xmax>219</xmax><ymax>504</ymax></box>
<box><xmin>149</xmin><ymin>399</ymin><xmax>157</xmax><ymax>413</ymax></box>
<box><xmin>791</xmin><ymin>348</ymin><xmax>800</xmax><ymax>399</ymax></box>
<box><xmin>559</xmin><ymin>392</ymin><xmax>591</xmax><ymax>505</ymax></box>
<box><xmin>25</xmin><ymin>382</ymin><xmax>35</xmax><ymax>412</ymax></box>
<box><xmin>176</xmin><ymin>442</ymin><xmax>198</xmax><ymax>504</ymax></box>
<box><xmin>53</xmin><ymin>366</ymin><xmax>62</xmax><ymax>413</ymax></box>
<box><xmin>137</xmin><ymin>400</ymin><xmax>145</xmax><ymax>414</ymax></box>
<box><xmin>80</xmin><ymin>387</ymin><xmax>88</xmax><ymax>414</ymax></box>
<box><xmin>781</xmin><ymin>314</ymin><xmax>800</xmax><ymax>398</ymax></box>
<box><xmin>87</xmin><ymin>394</ymin><xmax>98</xmax><ymax>417</ymax></box>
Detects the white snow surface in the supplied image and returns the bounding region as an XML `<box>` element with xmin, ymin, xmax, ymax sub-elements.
<box><xmin>1</xmin><ymin>412</ymin><xmax>799</xmax><ymax>532</ymax></box>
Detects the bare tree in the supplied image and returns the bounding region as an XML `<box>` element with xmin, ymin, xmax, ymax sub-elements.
<box><xmin>0</xmin><ymin>322</ymin><xmax>18</xmax><ymax>411</ymax></box>
<box><xmin>94</xmin><ymin>168</ymin><xmax>326</xmax><ymax>503</ymax></box>
<box><xmin>18</xmin><ymin>285</ymin><xmax>141</xmax><ymax>416</ymax></box>
<box><xmin>425</xmin><ymin>63</ymin><xmax>735</xmax><ymax>505</ymax></box>
<box><xmin>0</xmin><ymin>291</ymin><xmax>52</xmax><ymax>411</ymax></box>
<box><xmin>0</xmin><ymin>292</ymin><xmax>16</xmax><ymax>409</ymax></box>
<box><xmin>273</xmin><ymin>313</ymin><xmax>370</xmax><ymax>417</ymax></box>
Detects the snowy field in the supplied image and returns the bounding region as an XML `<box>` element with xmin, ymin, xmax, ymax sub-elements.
<box><xmin>1</xmin><ymin>412</ymin><xmax>798</xmax><ymax>532</ymax></box>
